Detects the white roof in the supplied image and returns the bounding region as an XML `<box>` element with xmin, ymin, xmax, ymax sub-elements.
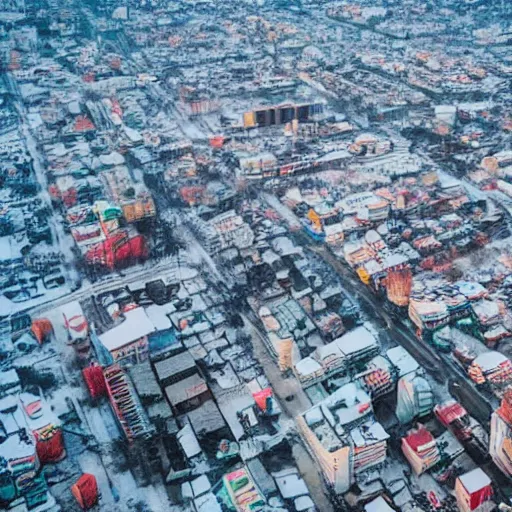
<box><xmin>60</xmin><ymin>300</ymin><xmax>84</xmax><ymax>320</ymax></box>
<box><xmin>271</xmin><ymin>236</ymin><xmax>301</xmax><ymax>256</ymax></box>
<box><xmin>99</xmin><ymin>308</ymin><xmax>155</xmax><ymax>351</ymax></box>
<box><xmin>295</xmin><ymin>496</ymin><xmax>315</xmax><ymax>511</ymax></box>
<box><xmin>99</xmin><ymin>152</ymin><xmax>125</xmax><ymax>166</ymax></box>
<box><xmin>474</xmin><ymin>351</ymin><xmax>509</xmax><ymax>372</ymax></box>
<box><xmin>124</xmin><ymin>126</ymin><xmax>143</xmax><ymax>143</ymax></box>
<box><xmin>145</xmin><ymin>304</ymin><xmax>172</xmax><ymax>331</ymax></box>
<box><xmin>324</xmin><ymin>223</ymin><xmax>344</xmax><ymax>236</ymax></box>
<box><xmin>351</xmin><ymin>420</ymin><xmax>390</xmax><ymax>446</ymax></box>
<box><xmin>335</xmin><ymin>326</ymin><xmax>378</xmax><ymax>356</ymax></box>
<box><xmin>365</xmin><ymin>496</ymin><xmax>395</xmax><ymax>512</ymax></box>
<box><xmin>386</xmin><ymin>346</ymin><xmax>419</xmax><ymax>377</ymax></box>
<box><xmin>0</xmin><ymin>432</ymin><xmax>36</xmax><ymax>461</ymax></box>
<box><xmin>317</xmin><ymin>150</ymin><xmax>351</xmax><ymax>163</ymax></box>
<box><xmin>177</xmin><ymin>423</ymin><xmax>201</xmax><ymax>458</ymax></box>
<box><xmin>295</xmin><ymin>357</ymin><xmax>323</xmax><ymax>377</ymax></box>
<box><xmin>315</xmin><ymin>342</ymin><xmax>344</xmax><ymax>361</ymax></box>
<box><xmin>194</xmin><ymin>492</ymin><xmax>222</xmax><ymax>512</ymax></box>
<box><xmin>325</xmin><ymin>383</ymin><xmax>372</xmax><ymax>426</ymax></box>
<box><xmin>191</xmin><ymin>475</ymin><xmax>211</xmax><ymax>497</ymax></box>
<box><xmin>0</xmin><ymin>369</ymin><xmax>19</xmax><ymax>387</ymax></box>
<box><xmin>272</xmin><ymin>468</ymin><xmax>309</xmax><ymax>499</ymax></box>
<box><xmin>0</xmin><ymin>295</ymin><xmax>13</xmax><ymax>318</ymax></box>
<box><xmin>0</xmin><ymin>236</ymin><xmax>22</xmax><ymax>262</ymax></box>
<box><xmin>458</xmin><ymin>468</ymin><xmax>491</xmax><ymax>493</ymax></box>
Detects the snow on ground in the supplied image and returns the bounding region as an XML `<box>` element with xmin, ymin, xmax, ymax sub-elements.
<box><xmin>20</xmin><ymin>113</ymin><xmax>78</xmax><ymax>277</ymax></box>
<box><xmin>262</xmin><ymin>192</ymin><xmax>302</xmax><ymax>230</ymax></box>
<box><xmin>43</xmin><ymin>306</ymin><xmax>171</xmax><ymax>510</ymax></box>
<box><xmin>79</xmin><ymin>451</ymin><xmax>116</xmax><ymax>507</ymax></box>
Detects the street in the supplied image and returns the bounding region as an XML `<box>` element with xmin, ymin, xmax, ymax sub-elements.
<box><xmin>260</xmin><ymin>191</ymin><xmax>498</xmax><ymax>430</ymax></box>
<box><xmin>243</xmin><ymin>315</ymin><xmax>335</xmax><ymax>512</ymax></box>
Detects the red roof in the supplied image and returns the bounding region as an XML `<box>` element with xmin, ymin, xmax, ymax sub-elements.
<box><xmin>435</xmin><ymin>401</ymin><xmax>466</xmax><ymax>427</ymax></box>
<box><xmin>74</xmin><ymin>115</ymin><xmax>95</xmax><ymax>133</ymax></box>
<box><xmin>86</xmin><ymin>233</ymin><xmax>147</xmax><ymax>270</ymax></box>
<box><xmin>72</xmin><ymin>474</ymin><xmax>98</xmax><ymax>510</ymax></box>
<box><xmin>82</xmin><ymin>366</ymin><xmax>107</xmax><ymax>400</ymax></box>
<box><xmin>404</xmin><ymin>426</ymin><xmax>434</xmax><ymax>452</ymax></box>
<box><xmin>253</xmin><ymin>388</ymin><xmax>272</xmax><ymax>412</ymax></box>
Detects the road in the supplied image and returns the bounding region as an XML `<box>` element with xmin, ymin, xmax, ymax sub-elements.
<box><xmin>243</xmin><ymin>316</ymin><xmax>335</xmax><ymax>512</ymax></box>
<box><xmin>315</xmin><ymin>243</ymin><xmax>496</xmax><ymax>420</ymax></box>
<box><xmin>258</xmin><ymin>191</ymin><xmax>512</xmax><ymax>495</ymax></box>
<box><xmin>16</xmin><ymin>253</ymin><xmax>197</xmax><ymax>318</ymax></box>
<box><xmin>260</xmin><ymin>191</ymin><xmax>497</xmax><ymax>429</ymax></box>
<box><xmin>17</xmin><ymin>104</ymin><xmax>78</xmax><ymax>282</ymax></box>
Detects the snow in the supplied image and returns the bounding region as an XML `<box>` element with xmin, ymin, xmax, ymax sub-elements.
<box><xmin>351</xmin><ymin>420</ymin><xmax>390</xmax><ymax>446</ymax></box>
<box><xmin>191</xmin><ymin>475</ymin><xmax>211</xmax><ymax>497</ymax></box>
<box><xmin>365</xmin><ymin>496</ymin><xmax>395</xmax><ymax>512</ymax></box>
<box><xmin>272</xmin><ymin>467</ymin><xmax>310</xmax><ymax>499</ymax></box>
<box><xmin>99</xmin><ymin>307</ymin><xmax>155</xmax><ymax>351</ymax></box>
<box><xmin>295</xmin><ymin>357</ymin><xmax>323</xmax><ymax>377</ymax></box>
<box><xmin>59</xmin><ymin>300</ymin><xmax>84</xmax><ymax>321</ymax></box>
<box><xmin>295</xmin><ymin>496</ymin><xmax>315</xmax><ymax>511</ymax></box>
<box><xmin>0</xmin><ymin>235</ymin><xmax>22</xmax><ymax>262</ymax></box>
<box><xmin>317</xmin><ymin>150</ymin><xmax>351</xmax><ymax>163</ymax></box>
<box><xmin>99</xmin><ymin>152</ymin><xmax>125</xmax><ymax>166</ymax></box>
<box><xmin>0</xmin><ymin>294</ymin><xmax>14</xmax><ymax>318</ymax></box>
<box><xmin>335</xmin><ymin>325</ymin><xmax>378</xmax><ymax>355</ymax></box>
<box><xmin>194</xmin><ymin>492</ymin><xmax>222</xmax><ymax>512</ymax></box>
<box><xmin>19</xmin><ymin>393</ymin><xmax>59</xmax><ymax>431</ymax></box>
<box><xmin>458</xmin><ymin>468</ymin><xmax>491</xmax><ymax>493</ymax></box>
<box><xmin>324</xmin><ymin>383</ymin><xmax>372</xmax><ymax>426</ymax></box>
<box><xmin>315</xmin><ymin>342</ymin><xmax>344</xmax><ymax>362</ymax></box>
<box><xmin>182</xmin><ymin>481</ymin><xmax>193</xmax><ymax>500</ymax></box>
<box><xmin>262</xmin><ymin>192</ymin><xmax>302</xmax><ymax>230</ymax></box>
<box><xmin>473</xmin><ymin>351</ymin><xmax>509</xmax><ymax>371</ymax></box>
<box><xmin>386</xmin><ymin>346</ymin><xmax>419</xmax><ymax>377</ymax></box>
<box><xmin>145</xmin><ymin>304</ymin><xmax>173</xmax><ymax>331</ymax></box>
<box><xmin>271</xmin><ymin>236</ymin><xmax>302</xmax><ymax>256</ymax></box>
<box><xmin>177</xmin><ymin>423</ymin><xmax>202</xmax><ymax>458</ymax></box>
<box><xmin>0</xmin><ymin>368</ymin><xmax>19</xmax><ymax>388</ymax></box>
<box><xmin>0</xmin><ymin>430</ymin><xmax>36</xmax><ymax>460</ymax></box>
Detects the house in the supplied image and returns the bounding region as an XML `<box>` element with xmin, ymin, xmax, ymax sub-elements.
<box><xmin>165</xmin><ymin>374</ymin><xmax>211</xmax><ymax>414</ymax></box>
<box><xmin>98</xmin><ymin>307</ymin><xmax>155</xmax><ymax>365</ymax></box>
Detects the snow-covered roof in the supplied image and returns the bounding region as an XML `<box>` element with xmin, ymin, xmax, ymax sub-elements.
<box><xmin>99</xmin><ymin>308</ymin><xmax>155</xmax><ymax>351</ymax></box>
<box><xmin>165</xmin><ymin>374</ymin><xmax>207</xmax><ymax>406</ymax></box>
<box><xmin>351</xmin><ymin>420</ymin><xmax>390</xmax><ymax>446</ymax></box>
<box><xmin>365</xmin><ymin>496</ymin><xmax>395</xmax><ymax>512</ymax></box>
<box><xmin>0</xmin><ymin>369</ymin><xmax>19</xmax><ymax>388</ymax></box>
<box><xmin>386</xmin><ymin>347</ymin><xmax>419</xmax><ymax>377</ymax></box>
<box><xmin>216</xmin><ymin>384</ymin><xmax>256</xmax><ymax>441</ymax></box>
<box><xmin>0</xmin><ymin>431</ymin><xmax>36</xmax><ymax>461</ymax></box>
<box><xmin>99</xmin><ymin>152</ymin><xmax>125</xmax><ymax>167</ymax></box>
<box><xmin>191</xmin><ymin>475</ymin><xmax>211</xmax><ymax>498</ymax></box>
<box><xmin>188</xmin><ymin>400</ymin><xmax>226</xmax><ymax>435</ymax></box>
<box><xmin>323</xmin><ymin>383</ymin><xmax>372</xmax><ymax>426</ymax></box>
<box><xmin>335</xmin><ymin>326</ymin><xmax>378</xmax><ymax>356</ymax></box>
<box><xmin>458</xmin><ymin>468</ymin><xmax>491</xmax><ymax>493</ymax></box>
<box><xmin>272</xmin><ymin>467</ymin><xmax>309</xmax><ymax>499</ymax></box>
<box><xmin>177</xmin><ymin>423</ymin><xmax>201</xmax><ymax>458</ymax></box>
<box><xmin>295</xmin><ymin>495</ymin><xmax>314</xmax><ymax>511</ymax></box>
<box><xmin>144</xmin><ymin>304</ymin><xmax>173</xmax><ymax>331</ymax></box>
<box><xmin>194</xmin><ymin>492</ymin><xmax>222</xmax><ymax>512</ymax></box>
<box><xmin>295</xmin><ymin>357</ymin><xmax>323</xmax><ymax>377</ymax></box>
<box><xmin>155</xmin><ymin>351</ymin><xmax>196</xmax><ymax>382</ymax></box>
<box><xmin>473</xmin><ymin>351</ymin><xmax>509</xmax><ymax>372</ymax></box>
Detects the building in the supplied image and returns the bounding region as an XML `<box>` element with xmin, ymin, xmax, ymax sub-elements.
<box><xmin>98</xmin><ymin>307</ymin><xmax>155</xmax><ymax>365</ymax></box>
<box><xmin>297</xmin><ymin>383</ymin><xmax>388</xmax><ymax>494</ymax></box>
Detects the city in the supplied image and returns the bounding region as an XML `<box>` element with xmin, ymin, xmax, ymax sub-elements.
<box><xmin>0</xmin><ymin>0</ymin><xmax>512</xmax><ymax>511</ymax></box>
